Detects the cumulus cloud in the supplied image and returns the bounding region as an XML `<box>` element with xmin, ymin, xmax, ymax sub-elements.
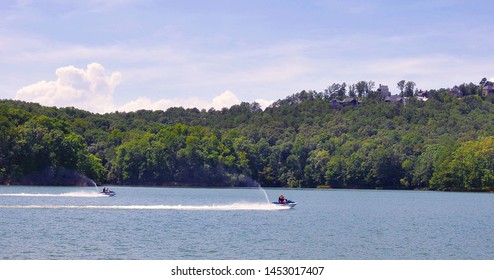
<box><xmin>210</xmin><ymin>90</ymin><xmax>240</xmax><ymax>109</ymax></box>
<box><xmin>254</xmin><ymin>98</ymin><xmax>275</xmax><ymax>109</ymax></box>
<box><xmin>117</xmin><ymin>90</ymin><xmax>241</xmax><ymax>112</ymax></box>
<box><xmin>117</xmin><ymin>97</ymin><xmax>176</xmax><ymax>112</ymax></box>
<box><xmin>16</xmin><ymin>63</ymin><xmax>121</xmax><ymax>113</ymax></box>
<box><xmin>15</xmin><ymin>63</ymin><xmax>264</xmax><ymax>113</ymax></box>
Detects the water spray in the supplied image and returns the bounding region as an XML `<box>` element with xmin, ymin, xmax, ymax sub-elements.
<box><xmin>256</xmin><ymin>182</ymin><xmax>270</xmax><ymax>204</ymax></box>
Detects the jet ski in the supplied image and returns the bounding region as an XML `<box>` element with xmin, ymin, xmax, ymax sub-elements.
<box><xmin>272</xmin><ymin>200</ymin><xmax>296</xmax><ymax>208</ymax></box>
<box><xmin>101</xmin><ymin>191</ymin><xmax>116</xmax><ymax>196</ymax></box>
<box><xmin>101</xmin><ymin>189</ymin><xmax>116</xmax><ymax>196</ymax></box>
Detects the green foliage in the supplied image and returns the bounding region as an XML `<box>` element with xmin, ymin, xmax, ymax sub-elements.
<box><xmin>430</xmin><ymin>137</ymin><xmax>494</xmax><ymax>191</ymax></box>
<box><xmin>1</xmin><ymin>81</ymin><xmax>494</xmax><ymax>191</ymax></box>
<box><xmin>0</xmin><ymin>107</ymin><xmax>105</xmax><ymax>185</ymax></box>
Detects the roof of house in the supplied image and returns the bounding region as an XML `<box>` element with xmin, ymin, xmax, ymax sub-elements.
<box><xmin>341</xmin><ymin>97</ymin><xmax>357</xmax><ymax>103</ymax></box>
<box><xmin>484</xmin><ymin>81</ymin><xmax>494</xmax><ymax>88</ymax></box>
<box><xmin>378</xmin><ymin>84</ymin><xmax>389</xmax><ymax>90</ymax></box>
<box><xmin>384</xmin><ymin>95</ymin><xmax>405</xmax><ymax>103</ymax></box>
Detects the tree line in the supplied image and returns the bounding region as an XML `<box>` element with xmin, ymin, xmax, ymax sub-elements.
<box><xmin>1</xmin><ymin>78</ymin><xmax>493</xmax><ymax>191</ymax></box>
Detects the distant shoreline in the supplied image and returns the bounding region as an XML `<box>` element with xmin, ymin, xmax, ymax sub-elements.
<box><xmin>2</xmin><ymin>183</ymin><xmax>493</xmax><ymax>193</ymax></box>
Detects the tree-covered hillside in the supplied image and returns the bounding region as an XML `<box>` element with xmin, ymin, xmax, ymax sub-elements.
<box><xmin>1</xmin><ymin>81</ymin><xmax>494</xmax><ymax>191</ymax></box>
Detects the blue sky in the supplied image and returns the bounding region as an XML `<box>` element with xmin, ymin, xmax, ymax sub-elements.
<box><xmin>2</xmin><ymin>0</ymin><xmax>493</xmax><ymax>113</ymax></box>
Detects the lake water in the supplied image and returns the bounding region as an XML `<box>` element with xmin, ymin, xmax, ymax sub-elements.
<box><xmin>0</xmin><ymin>186</ymin><xmax>493</xmax><ymax>260</ymax></box>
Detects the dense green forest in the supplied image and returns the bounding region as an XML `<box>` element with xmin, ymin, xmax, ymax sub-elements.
<box><xmin>1</xmin><ymin>80</ymin><xmax>494</xmax><ymax>191</ymax></box>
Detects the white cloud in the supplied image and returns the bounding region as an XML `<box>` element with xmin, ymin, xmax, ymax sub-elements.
<box><xmin>14</xmin><ymin>63</ymin><xmax>256</xmax><ymax>113</ymax></box>
<box><xmin>117</xmin><ymin>97</ymin><xmax>176</xmax><ymax>112</ymax></box>
<box><xmin>254</xmin><ymin>98</ymin><xmax>275</xmax><ymax>109</ymax></box>
<box><xmin>16</xmin><ymin>63</ymin><xmax>121</xmax><ymax>113</ymax></box>
<box><xmin>210</xmin><ymin>90</ymin><xmax>239</xmax><ymax>109</ymax></box>
<box><xmin>116</xmin><ymin>90</ymin><xmax>241</xmax><ymax>112</ymax></box>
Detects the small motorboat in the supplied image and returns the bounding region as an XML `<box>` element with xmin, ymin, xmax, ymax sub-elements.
<box><xmin>272</xmin><ymin>200</ymin><xmax>296</xmax><ymax>208</ymax></box>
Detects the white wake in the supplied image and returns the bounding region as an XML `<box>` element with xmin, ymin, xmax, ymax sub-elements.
<box><xmin>0</xmin><ymin>202</ymin><xmax>292</xmax><ymax>211</ymax></box>
<box><xmin>0</xmin><ymin>192</ymin><xmax>103</xmax><ymax>198</ymax></box>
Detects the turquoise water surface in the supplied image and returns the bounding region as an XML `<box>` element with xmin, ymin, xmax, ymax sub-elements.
<box><xmin>0</xmin><ymin>186</ymin><xmax>493</xmax><ymax>260</ymax></box>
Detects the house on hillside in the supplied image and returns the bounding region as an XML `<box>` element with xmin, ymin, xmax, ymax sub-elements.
<box><xmin>377</xmin><ymin>84</ymin><xmax>391</xmax><ymax>97</ymax></box>
<box><xmin>449</xmin><ymin>86</ymin><xmax>463</xmax><ymax>98</ymax></box>
<box><xmin>330</xmin><ymin>99</ymin><xmax>340</xmax><ymax>109</ymax></box>
<box><xmin>331</xmin><ymin>98</ymin><xmax>359</xmax><ymax>108</ymax></box>
<box><xmin>483</xmin><ymin>81</ymin><xmax>494</xmax><ymax>97</ymax></box>
<box><xmin>416</xmin><ymin>90</ymin><xmax>428</xmax><ymax>101</ymax></box>
<box><xmin>339</xmin><ymin>97</ymin><xmax>358</xmax><ymax>106</ymax></box>
<box><xmin>384</xmin><ymin>95</ymin><xmax>406</xmax><ymax>104</ymax></box>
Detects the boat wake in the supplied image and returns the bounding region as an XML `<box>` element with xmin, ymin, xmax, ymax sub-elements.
<box><xmin>0</xmin><ymin>192</ymin><xmax>103</xmax><ymax>198</ymax></box>
<box><xmin>0</xmin><ymin>202</ymin><xmax>292</xmax><ymax>211</ymax></box>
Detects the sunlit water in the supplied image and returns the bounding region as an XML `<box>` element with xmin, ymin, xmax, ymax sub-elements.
<box><xmin>0</xmin><ymin>186</ymin><xmax>493</xmax><ymax>260</ymax></box>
